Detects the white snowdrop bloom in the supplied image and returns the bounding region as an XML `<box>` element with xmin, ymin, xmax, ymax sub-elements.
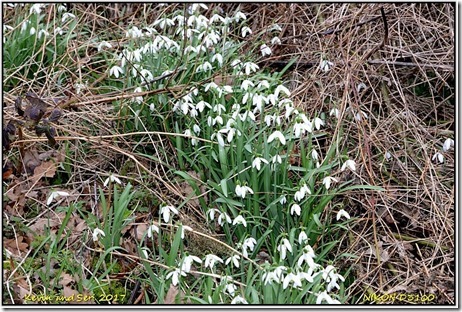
<box><xmin>160</xmin><ymin>205</ymin><xmax>178</xmax><ymax>223</ymax></box>
<box><xmin>193</xmin><ymin>124</ymin><xmax>201</xmax><ymax>134</ymax></box>
<box><xmin>443</xmin><ymin>138</ymin><xmax>454</xmax><ymax>152</ymax></box>
<box><xmin>385</xmin><ymin>151</ymin><xmax>392</xmax><ymax>161</ymax></box>
<box><xmin>235</xmin><ymin>185</ymin><xmax>254</xmax><ymax>199</ymax></box>
<box><xmin>252</xmin><ymin>157</ymin><xmax>269</xmax><ymax>171</ymax></box>
<box><xmin>280</xmin><ymin>195</ymin><xmax>287</xmax><ymax>205</ymax></box>
<box><xmin>336</xmin><ymin>209</ymin><xmax>351</xmax><ymax>221</ymax></box>
<box><xmin>298</xmin><ymin>230</ymin><xmax>308</xmax><ymax>245</ymax></box>
<box><xmin>29</xmin><ymin>27</ymin><xmax>36</xmax><ymax>35</ymax></box>
<box><xmin>109</xmin><ymin>66</ymin><xmax>124</xmax><ymax>78</ymax></box>
<box><xmin>47</xmin><ymin>190</ymin><xmax>69</xmax><ymax>206</ymax></box>
<box><xmin>265</xmin><ymin>115</ymin><xmax>275</xmax><ymax>127</ymax></box>
<box><xmin>330</xmin><ymin>108</ymin><xmax>340</xmax><ymax>118</ymax></box>
<box><xmin>316</xmin><ymin>291</ymin><xmax>341</xmax><ymax>304</ymax></box>
<box><xmin>357</xmin><ymin>82</ymin><xmax>367</xmax><ymax>92</ymax></box>
<box><xmin>243</xmin><ymin>62</ymin><xmax>259</xmax><ymax>75</ymax></box>
<box><xmin>319</xmin><ymin>60</ymin><xmax>334</xmax><ymax>73</ymax></box>
<box><xmin>290</xmin><ymin>203</ymin><xmax>301</xmax><ymax>216</ymax></box>
<box><xmin>231</xmin><ymin>295</ymin><xmax>248</xmax><ymax>304</ymax></box>
<box><xmin>232</xmin><ymin>215</ymin><xmax>247</xmax><ymax>227</ymax></box>
<box><xmin>311</xmin><ymin>149</ymin><xmax>319</xmax><ymax>161</ymax></box>
<box><xmin>196</xmin><ymin>61</ymin><xmax>212</xmax><ymax>73</ymax></box>
<box><xmin>234</xmin><ymin>11</ymin><xmax>247</xmax><ymax>22</ymax></box>
<box><xmin>355</xmin><ymin>110</ymin><xmax>368</xmax><ymax>121</ymax></box>
<box><xmin>61</xmin><ymin>12</ymin><xmax>76</xmax><ymax>23</ymax></box>
<box><xmin>277</xmin><ymin>238</ymin><xmax>293</xmax><ymax>260</ymax></box>
<box><xmin>207</xmin><ymin>208</ymin><xmax>221</xmax><ymax>221</ymax></box>
<box><xmin>314</xmin><ymin>117</ymin><xmax>324</xmax><ymax>130</ymax></box>
<box><xmin>268</xmin><ymin>130</ymin><xmax>286</xmax><ymax>145</ymax></box>
<box><xmin>166</xmin><ymin>268</ymin><xmax>186</xmax><ymax>286</ymax></box>
<box><xmin>432</xmin><ymin>152</ymin><xmax>444</xmax><ymax>163</ymax></box>
<box><xmin>241</xmin><ymin>80</ymin><xmax>254</xmax><ymax>91</ymax></box>
<box><xmin>283</xmin><ymin>272</ymin><xmax>302</xmax><ymax>289</ymax></box>
<box><xmin>341</xmin><ymin>159</ymin><xmax>356</xmax><ymax>172</ymax></box>
<box><xmin>204</xmin><ymin>254</ymin><xmax>223</xmax><ymax>270</ymax></box>
<box><xmin>103</xmin><ymin>174</ymin><xmax>122</xmax><ymax>187</ymax></box>
<box><xmin>218</xmin><ymin>212</ymin><xmax>232</xmax><ymax>226</ymax></box>
<box><xmin>241</xmin><ymin>26</ymin><xmax>252</xmax><ymax>37</ymax></box>
<box><xmin>261</xmin><ymin>44</ymin><xmax>272</xmax><ymax>56</ymax></box>
<box><xmin>225</xmin><ymin>283</ymin><xmax>237</xmax><ymax>296</ymax></box>
<box><xmin>92</xmin><ymin>228</ymin><xmax>105</xmax><ymax>242</ymax></box>
<box><xmin>322</xmin><ymin>176</ymin><xmax>338</xmax><ymax>190</ymax></box>
<box><xmin>272</xmin><ymin>154</ymin><xmax>282</xmax><ymax>164</ymax></box>
<box><xmin>37</xmin><ymin>29</ymin><xmax>49</xmax><ymax>39</ymax></box>
<box><xmin>285</xmin><ymin>104</ymin><xmax>297</xmax><ymax>120</ymax></box>
<box><xmin>196</xmin><ymin>100</ymin><xmax>211</xmax><ymax>113</ymax></box>
<box><xmin>147</xmin><ymin>224</ymin><xmax>159</xmax><ymax>238</ymax></box>
<box><xmin>216</xmin><ymin>132</ymin><xmax>225</xmax><ymax>147</ymax></box>
<box><xmin>271</xmin><ymin>36</ymin><xmax>282</xmax><ymax>45</ymax></box>
<box><xmin>181</xmin><ymin>255</ymin><xmax>202</xmax><ymax>273</ymax></box>
<box><xmin>30</xmin><ymin>3</ymin><xmax>45</xmax><ymax>14</ymax></box>
<box><xmin>225</xmin><ymin>255</ymin><xmax>240</xmax><ymax>268</ymax></box>
<box><xmin>297</xmin><ymin>245</ymin><xmax>318</xmax><ymax>269</ymax></box>
<box><xmin>257</xmin><ymin>80</ymin><xmax>270</xmax><ymax>90</ymax></box>
<box><xmin>275</xmin><ymin>85</ymin><xmax>291</xmax><ymax>98</ymax></box>
<box><xmin>269</xmin><ymin>24</ymin><xmax>282</xmax><ymax>32</ymax></box>
<box><xmin>242</xmin><ymin>237</ymin><xmax>257</xmax><ymax>257</ymax></box>
<box><xmin>97</xmin><ymin>41</ymin><xmax>112</xmax><ymax>52</ymax></box>
<box><xmin>154</xmin><ymin>17</ymin><xmax>174</xmax><ymax>29</ymax></box>
<box><xmin>211</xmin><ymin>53</ymin><xmax>223</xmax><ymax>66</ymax></box>
<box><xmin>54</xmin><ymin>27</ymin><xmax>64</xmax><ymax>36</ymax></box>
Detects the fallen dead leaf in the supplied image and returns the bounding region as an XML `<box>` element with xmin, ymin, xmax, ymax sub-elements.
<box><xmin>4</xmin><ymin>236</ymin><xmax>29</xmax><ymax>257</ymax></box>
<box><xmin>31</xmin><ymin>160</ymin><xmax>56</xmax><ymax>185</ymax></box>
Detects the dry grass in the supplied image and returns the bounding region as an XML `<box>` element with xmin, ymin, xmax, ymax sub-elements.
<box><xmin>237</xmin><ymin>3</ymin><xmax>454</xmax><ymax>304</ymax></box>
<box><xmin>2</xmin><ymin>3</ymin><xmax>454</xmax><ymax>304</ymax></box>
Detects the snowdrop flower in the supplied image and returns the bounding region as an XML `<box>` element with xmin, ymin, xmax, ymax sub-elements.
<box><xmin>184</xmin><ymin>129</ymin><xmax>198</xmax><ymax>146</ymax></box>
<box><xmin>311</xmin><ymin>149</ymin><xmax>319</xmax><ymax>161</ymax></box>
<box><xmin>263</xmin><ymin>270</ymin><xmax>279</xmax><ymax>285</ymax></box>
<box><xmin>235</xmin><ymin>184</ymin><xmax>254</xmax><ymax>199</ymax></box>
<box><xmin>443</xmin><ymin>138</ymin><xmax>454</xmax><ymax>152</ymax></box>
<box><xmin>216</xmin><ymin>132</ymin><xmax>225</xmax><ymax>147</ymax></box>
<box><xmin>341</xmin><ymin>159</ymin><xmax>356</xmax><ymax>172</ymax></box>
<box><xmin>322</xmin><ymin>265</ymin><xmax>345</xmax><ymax>292</ymax></box>
<box><xmin>233</xmin><ymin>215</ymin><xmax>247</xmax><ymax>227</ymax></box>
<box><xmin>160</xmin><ymin>205</ymin><xmax>179</xmax><ymax>223</ymax></box>
<box><xmin>294</xmin><ymin>184</ymin><xmax>310</xmax><ymax>202</ymax></box>
<box><xmin>37</xmin><ymin>29</ymin><xmax>49</xmax><ymax>39</ymax></box>
<box><xmin>252</xmin><ymin>157</ymin><xmax>269</xmax><ymax>171</ymax></box>
<box><xmin>21</xmin><ymin>20</ymin><xmax>30</xmax><ymax>33</ymax></box>
<box><xmin>132</xmin><ymin>87</ymin><xmax>143</xmax><ymax>104</ymax></box>
<box><xmin>314</xmin><ymin>117</ymin><xmax>324</xmax><ymax>130</ymax></box>
<box><xmin>218</xmin><ymin>212</ymin><xmax>232</xmax><ymax>226</ymax></box>
<box><xmin>154</xmin><ymin>17</ymin><xmax>174</xmax><ymax>29</ymax></box>
<box><xmin>322</xmin><ymin>176</ymin><xmax>338</xmax><ymax>190</ymax></box>
<box><xmin>357</xmin><ymin>82</ymin><xmax>367</xmax><ymax>92</ymax></box>
<box><xmin>275</xmin><ymin>85</ymin><xmax>291</xmax><ymax>98</ymax></box>
<box><xmin>211</xmin><ymin>53</ymin><xmax>223</xmax><ymax>66</ymax></box>
<box><xmin>109</xmin><ymin>66</ymin><xmax>124</xmax><ymax>78</ymax></box>
<box><xmin>316</xmin><ymin>291</ymin><xmax>341</xmax><ymax>304</ymax></box>
<box><xmin>385</xmin><ymin>151</ymin><xmax>392</xmax><ymax>161</ymax></box>
<box><xmin>283</xmin><ymin>271</ymin><xmax>302</xmax><ymax>289</ymax></box>
<box><xmin>204</xmin><ymin>254</ymin><xmax>223</xmax><ymax>270</ymax></box>
<box><xmin>241</xmin><ymin>79</ymin><xmax>254</xmax><ymax>91</ymax></box>
<box><xmin>30</xmin><ymin>4</ymin><xmax>45</xmax><ymax>14</ymax></box>
<box><xmin>196</xmin><ymin>61</ymin><xmax>212</xmax><ymax>73</ymax></box>
<box><xmin>234</xmin><ymin>11</ymin><xmax>247</xmax><ymax>22</ymax></box>
<box><xmin>298</xmin><ymin>230</ymin><xmax>308</xmax><ymax>245</ymax></box>
<box><xmin>319</xmin><ymin>60</ymin><xmax>334</xmax><ymax>73</ymax></box>
<box><xmin>271</xmin><ymin>155</ymin><xmax>282</xmax><ymax>164</ymax></box>
<box><xmin>336</xmin><ymin>209</ymin><xmax>350</xmax><ymax>221</ymax></box>
<box><xmin>277</xmin><ymin>238</ymin><xmax>293</xmax><ymax>260</ymax></box>
<box><xmin>181</xmin><ymin>255</ymin><xmax>202</xmax><ymax>273</ymax></box>
<box><xmin>61</xmin><ymin>12</ymin><xmax>76</xmax><ymax>23</ymax></box>
<box><xmin>271</xmin><ymin>36</ymin><xmax>282</xmax><ymax>45</ymax></box>
<box><xmin>242</xmin><ymin>62</ymin><xmax>259</xmax><ymax>75</ymax></box>
<box><xmin>330</xmin><ymin>108</ymin><xmax>340</xmax><ymax>118</ymax></box>
<box><xmin>355</xmin><ymin>110</ymin><xmax>368</xmax><ymax>121</ymax></box>
<box><xmin>29</xmin><ymin>27</ymin><xmax>36</xmax><ymax>35</ymax></box>
<box><xmin>46</xmin><ymin>190</ymin><xmax>69</xmax><ymax>206</ymax></box>
<box><xmin>207</xmin><ymin>208</ymin><xmax>221</xmax><ymax>221</ymax></box>
<box><xmin>180</xmin><ymin>225</ymin><xmax>192</xmax><ymax>240</ymax></box>
<box><xmin>290</xmin><ymin>203</ymin><xmax>301</xmax><ymax>216</ymax></box>
<box><xmin>231</xmin><ymin>295</ymin><xmax>248</xmax><ymax>304</ymax></box>
<box><xmin>193</xmin><ymin>124</ymin><xmax>201</xmax><ymax>134</ymax></box>
<box><xmin>261</xmin><ymin>44</ymin><xmax>272</xmax><ymax>56</ymax></box>
<box><xmin>280</xmin><ymin>195</ymin><xmax>287</xmax><ymax>205</ymax></box>
<box><xmin>257</xmin><ymin>80</ymin><xmax>270</xmax><ymax>90</ymax></box>
<box><xmin>196</xmin><ymin>100</ymin><xmax>211</xmax><ymax>112</ymax></box>
<box><xmin>147</xmin><ymin>224</ymin><xmax>159</xmax><ymax>238</ymax></box>
<box><xmin>432</xmin><ymin>152</ymin><xmax>444</xmax><ymax>163</ymax></box>
<box><xmin>269</xmin><ymin>24</ymin><xmax>282</xmax><ymax>32</ymax></box>
<box><xmin>92</xmin><ymin>228</ymin><xmax>105</xmax><ymax>242</ymax></box>
<box><xmin>297</xmin><ymin>245</ymin><xmax>317</xmax><ymax>269</ymax></box>
<box><xmin>166</xmin><ymin>268</ymin><xmax>186</xmax><ymax>286</ymax></box>
<box><xmin>225</xmin><ymin>283</ymin><xmax>237</xmax><ymax>296</ymax></box>
<box><xmin>268</xmin><ymin>130</ymin><xmax>286</xmax><ymax>145</ymax></box>
<box><xmin>241</xmin><ymin>26</ymin><xmax>252</xmax><ymax>37</ymax></box>
<box><xmin>97</xmin><ymin>41</ymin><xmax>112</xmax><ymax>52</ymax></box>
<box><xmin>103</xmin><ymin>174</ymin><xmax>122</xmax><ymax>187</ymax></box>
<box><xmin>225</xmin><ymin>255</ymin><xmax>240</xmax><ymax>268</ymax></box>
<box><xmin>242</xmin><ymin>237</ymin><xmax>257</xmax><ymax>257</ymax></box>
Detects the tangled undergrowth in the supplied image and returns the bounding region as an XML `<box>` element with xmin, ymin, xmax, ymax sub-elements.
<box><xmin>2</xmin><ymin>3</ymin><xmax>454</xmax><ymax>305</ymax></box>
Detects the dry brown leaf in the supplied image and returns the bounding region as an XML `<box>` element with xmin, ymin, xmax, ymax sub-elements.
<box><xmin>164</xmin><ymin>284</ymin><xmax>180</xmax><ymax>304</ymax></box>
<box><xmin>23</xmin><ymin>149</ymin><xmax>41</xmax><ymax>175</ymax></box>
<box><xmin>4</xmin><ymin>236</ymin><xmax>29</xmax><ymax>257</ymax></box>
<box><xmin>31</xmin><ymin>160</ymin><xmax>56</xmax><ymax>184</ymax></box>
<box><xmin>59</xmin><ymin>272</ymin><xmax>74</xmax><ymax>286</ymax></box>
